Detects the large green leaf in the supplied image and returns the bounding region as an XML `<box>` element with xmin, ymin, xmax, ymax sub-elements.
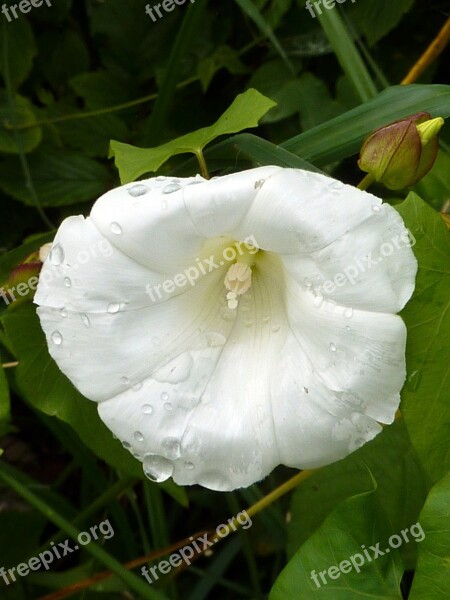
<box><xmin>110</xmin><ymin>89</ymin><xmax>277</xmax><ymax>183</ymax></box>
<box><xmin>287</xmin><ymin>421</ymin><xmax>429</xmax><ymax>569</ymax></box>
<box><xmin>270</xmin><ymin>490</ymin><xmax>403</xmax><ymax>599</ymax></box>
<box><xmin>396</xmin><ymin>193</ymin><xmax>450</xmax><ymax>483</ymax></box>
<box><xmin>0</xmin><ymin>149</ymin><xmax>110</xmax><ymax>206</ymax></box>
<box><xmin>413</xmin><ymin>151</ymin><xmax>450</xmax><ymax>212</ymax></box>
<box><xmin>410</xmin><ymin>470</ymin><xmax>450</xmax><ymax>599</ymax></box>
<box><xmin>348</xmin><ymin>0</ymin><xmax>416</xmax><ymax>46</ymax></box>
<box><xmin>281</xmin><ymin>84</ymin><xmax>450</xmax><ymax>165</ymax></box>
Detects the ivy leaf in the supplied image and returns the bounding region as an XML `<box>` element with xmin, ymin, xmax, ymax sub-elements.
<box><xmin>270</xmin><ymin>490</ymin><xmax>403</xmax><ymax>599</ymax></box>
<box><xmin>110</xmin><ymin>89</ymin><xmax>277</xmax><ymax>183</ymax></box>
<box><xmin>409</xmin><ymin>470</ymin><xmax>450</xmax><ymax>599</ymax></box>
<box><xmin>396</xmin><ymin>193</ymin><xmax>450</xmax><ymax>483</ymax></box>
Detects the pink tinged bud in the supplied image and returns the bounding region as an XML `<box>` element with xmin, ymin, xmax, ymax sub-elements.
<box><xmin>358</xmin><ymin>112</ymin><xmax>445</xmax><ymax>190</ymax></box>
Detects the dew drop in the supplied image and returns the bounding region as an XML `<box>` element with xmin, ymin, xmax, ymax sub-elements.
<box><xmin>107</xmin><ymin>302</ymin><xmax>120</xmax><ymax>314</ymax></box>
<box><xmin>134</xmin><ymin>431</ymin><xmax>144</xmax><ymax>443</ymax></box>
<box><xmin>345</xmin><ymin>325</ymin><xmax>351</xmax><ymax>331</ymax></box>
<box><xmin>81</xmin><ymin>314</ymin><xmax>91</xmax><ymax>328</ymax></box>
<box><xmin>372</xmin><ymin>204</ymin><xmax>381</xmax><ymax>213</ymax></box>
<box><xmin>161</xmin><ymin>391</ymin><xmax>169</xmax><ymax>401</ymax></box>
<box><xmin>122</xmin><ymin>441</ymin><xmax>131</xmax><ymax>449</ymax></box>
<box><xmin>155</xmin><ymin>175</ymin><xmax>166</xmax><ymax>182</ymax></box>
<box><xmin>206</xmin><ymin>331</ymin><xmax>227</xmax><ymax>347</ymax></box>
<box><xmin>110</xmin><ymin>222</ymin><xmax>122</xmax><ymax>235</ymax></box>
<box><xmin>128</xmin><ymin>184</ymin><xmax>149</xmax><ymax>197</ymax></box>
<box><xmin>164</xmin><ymin>402</ymin><xmax>173</xmax><ymax>411</ymax></box>
<box><xmin>162</xmin><ymin>437</ymin><xmax>181</xmax><ymax>460</ymax></box>
<box><xmin>59</xmin><ymin>308</ymin><xmax>68</xmax><ymax>318</ymax></box>
<box><xmin>142</xmin><ymin>404</ymin><xmax>153</xmax><ymax>414</ymax></box>
<box><xmin>49</xmin><ymin>243</ymin><xmax>64</xmax><ymax>266</ymax></box>
<box><xmin>184</xmin><ymin>461</ymin><xmax>195</xmax><ymax>470</ymax></box>
<box><xmin>329</xmin><ymin>342</ymin><xmax>337</xmax><ymax>352</ymax></box>
<box><xmin>143</xmin><ymin>454</ymin><xmax>174</xmax><ymax>483</ymax></box>
<box><xmin>271</xmin><ymin>324</ymin><xmax>280</xmax><ymax>332</ymax></box>
<box><xmin>344</xmin><ymin>307</ymin><xmax>353</xmax><ymax>319</ymax></box>
<box><xmin>51</xmin><ymin>331</ymin><xmax>63</xmax><ymax>345</ymax></box>
<box><xmin>133</xmin><ymin>382</ymin><xmax>143</xmax><ymax>391</ymax></box>
<box><xmin>64</xmin><ymin>277</ymin><xmax>72</xmax><ymax>288</ymax></box>
<box><xmin>304</xmin><ymin>277</ymin><xmax>312</xmax><ymax>288</ymax></box>
<box><xmin>313</xmin><ymin>295</ymin><xmax>324</xmax><ymax>308</ymax></box>
<box><xmin>120</xmin><ymin>376</ymin><xmax>129</xmax><ymax>385</ymax></box>
<box><xmin>162</xmin><ymin>183</ymin><xmax>181</xmax><ymax>194</ymax></box>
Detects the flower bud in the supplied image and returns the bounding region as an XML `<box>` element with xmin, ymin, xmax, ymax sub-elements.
<box><xmin>0</xmin><ymin>250</ymin><xmax>44</xmax><ymax>309</ymax></box>
<box><xmin>358</xmin><ymin>112</ymin><xmax>444</xmax><ymax>190</ymax></box>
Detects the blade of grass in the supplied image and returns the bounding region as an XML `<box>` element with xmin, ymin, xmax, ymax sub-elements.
<box><xmin>0</xmin><ymin>464</ymin><xmax>169</xmax><ymax>600</ymax></box>
<box><xmin>144</xmin><ymin>0</ymin><xmax>209</xmax><ymax>145</ymax></box>
<box><xmin>314</xmin><ymin>5</ymin><xmax>378</xmax><ymax>102</ymax></box>
<box><xmin>234</xmin><ymin>0</ymin><xmax>296</xmax><ymax>75</ymax></box>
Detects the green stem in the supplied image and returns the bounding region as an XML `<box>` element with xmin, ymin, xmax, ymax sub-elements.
<box><xmin>357</xmin><ymin>173</ymin><xmax>376</xmax><ymax>190</ymax></box>
<box><xmin>195</xmin><ymin>149</ymin><xmax>210</xmax><ymax>179</ymax></box>
<box><xmin>0</xmin><ymin>465</ymin><xmax>168</xmax><ymax>600</ymax></box>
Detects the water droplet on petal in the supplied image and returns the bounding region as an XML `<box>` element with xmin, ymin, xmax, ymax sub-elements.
<box><xmin>134</xmin><ymin>431</ymin><xmax>144</xmax><ymax>442</ymax></box>
<box><xmin>128</xmin><ymin>184</ymin><xmax>149</xmax><ymax>197</ymax></box>
<box><xmin>313</xmin><ymin>295</ymin><xmax>324</xmax><ymax>308</ymax></box>
<box><xmin>120</xmin><ymin>376</ymin><xmax>129</xmax><ymax>385</ymax></box>
<box><xmin>344</xmin><ymin>308</ymin><xmax>353</xmax><ymax>319</ymax></box>
<box><xmin>107</xmin><ymin>302</ymin><xmax>120</xmax><ymax>314</ymax></box>
<box><xmin>51</xmin><ymin>331</ymin><xmax>63</xmax><ymax>345</ymax></box>
<box><xmin>330</xmin><ymin>343</ymin><xmax>337</xmax><ymax>352</ymax></box>
<box><xmin>184</xmin><ymin>461</ymin><xmax>194</xmax><ymax>470</ymax></box>
<box><xmin>64</xmin><ymin>277</ymin><xmax>72</xmax><ymax>288</ymax></box>
<box><xmin>156</xmin><ymin>176</ymin><xmax>165</xmax><ymax>182</ymax></box>
<box><xmin>133</xmin><ymin>382</ymin><xmax>143</xmax><ymax>391</ymax></box>
<box><xmin>60</xmin><ymin>308</ymin><xmax>68</xmax><ymax>318</ymax></box>
<box><xmin>143</xmin><ymin>454</ymin><xmax>174</xmax><ymax>482</ymax></box>
<box><xmin>163</xmin><ymin>183</ymin><xmax>181</xmax><ymax>194</ymax></box>
<box><xmin>345</xmin><ymin>325</ymin><xmax>351</xmax><ymax>331</ymax></box>
<box><xmin>162</xmin><ymin>437</ymin><xmax>181</xmax><ymax>460</ymax></box>
<box><xmin>164</xmin><ymin>402</ymin><xmax>173</xmax><ymax>411</ymax></box>
<box><xmin>271</xmin><ymin>324</ymin><xmax>280</xmax><ymax>332</ymax></box>
<box><xmin>81</xmin><ymin>314</ymin><xmax>91</xmax><ymax>328</ymax></box>
<box><xmin>161</xmin><ymin>391</ymin><xmax>169</xmax><ymax>401</ymax></box>
<box><xmin>372</xmin><ymin>204</ymin><xmax>381</xmax><ymax>213</ymax></box>
<box><xmin>122</xmin><ymin>441</ymin><xmax>131</xmax><ymax>449</ymax></box>
<box><xmin>304</xmin><ymin>277</ymin><xmax>312</xmax><ymax>288</ymax></box>
<box><xmin>206</xmin><ymin>331</ymin><xmax>227</xmax><ymax>347</ymax></box>
<box><xmin>49</xmin><ymin>243</ymin><xmax>64</xmax><ymax>266</ymax></box>
<box><xmin>142</xmin><ymin>404</ymin><xmax>153</xmax><ymax>414</ymax></box>
<box><xmin>110</xmin><ymin>222</ymin><xmax>122</xmax><ymax>235</ymax></box>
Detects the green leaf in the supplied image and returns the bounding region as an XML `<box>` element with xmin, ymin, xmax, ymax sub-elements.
<box><xmin>110</xmin><ymin>89</ymin><xmax>277</xmax><ymax>183</ymax></box>
<box><xmin>0</xmin><ymin>149</ymin><xmax>111</xmax><ymax>206</ymax></box>
<box><xmin>56</xmin><ymin>114</ymin><xmax>130</xmax><ymax>158</ymax></box>
<box><xmin>0</xmin><ymin>92</ymin><xmax>42</xmax><ymax>154</ymax></box>
<box><xmin>69</xmin><ymin>70</ymin><xmax>137</xmax><ymax>110</ymax></box>
<box><xmin>296</xmin><ymin>72</ymin><xmax>345</xmax><ymax>130</ymax></box>
<box><xmin>37</xmin><ymin>31</ymin><xmax>89</xmax><ymax>85</ymax></box>
<box><xmin>0</xmin><ymin>18</ymin><xmax>37</xmax><ymax>88</ymax></box>
<box><xmin>270</xmin><ymin>490</ymin><xmax>403</xmax><ymax>599</ymax></box>
<box><xmin>348</xmin><ymin>0</ymin><xmax>416</xmax><ymax>46</ymax></box>
<box><xmin>282</xmin><ymin>84</ymin><xmax>450</xmax><ymax>166</ymax></box>
<box><xmin>0</xmin><ymin>366</ymin><xmax>10</xmax><ymax>439</ymax></box>
<box><xmin>413</xmin><ymin>151</ymin><xmax>450</xmax><ymax>212</ymax></box>
<box><xmin>287</xmin><ymin>421</ymin><xmax>430</xmax><ymax>569</ymax></box>
<box><xmin>409</xmin><ymin>470</ymin><xmax>450</xmax><ymax>599</ymax></box>
<box><xmin>396</xmin><ymin>193</ymin><xmax>450</xmax><ymax>483</ymax></box>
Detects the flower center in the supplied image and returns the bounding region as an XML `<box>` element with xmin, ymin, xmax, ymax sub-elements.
<box><xmin>224</xmin><ymin>244</ymin><xmax>259</xmax><ymax>310</ymax></box>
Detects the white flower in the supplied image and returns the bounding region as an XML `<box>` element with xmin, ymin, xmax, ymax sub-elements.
<box><xmin>35</xmin><ymin>167</ymin><xmax>417</xmax><ymax>491</ymax></box>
